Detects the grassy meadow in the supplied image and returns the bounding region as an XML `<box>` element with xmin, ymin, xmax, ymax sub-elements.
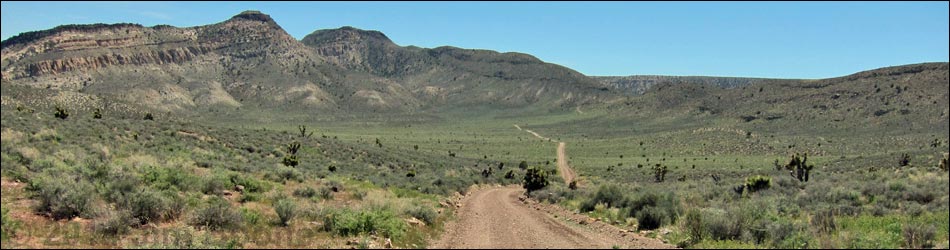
<box><xmin>1</xmin><ymin>99</ymin><xmax>948</xmax><ymax>249</ymax></box>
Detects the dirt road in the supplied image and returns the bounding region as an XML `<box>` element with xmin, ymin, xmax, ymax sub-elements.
<box><xmin>431</xmin><ymin>186</ymin><xmax>674</xmax><ymax>249</ymax></box>
<box><xmin>557</xmin><ymin>142</ymin><xmax>576</xmax><ymax>184</ymax></box>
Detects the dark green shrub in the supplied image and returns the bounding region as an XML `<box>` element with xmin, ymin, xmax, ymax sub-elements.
<box><xmin>1</xmin><ymin>206</ymin><xmax>16</xmax><ymax>241</ymax></box>
<box><xmin>568</xmin><ymin>180</ymin><xmax>578</xmax><ymax>190</ymax></box>
<box><xmin>123</xmin><ymin>188</ymin><xmax>169</xmax><ymax>224</ymax></box>
<box><xmin>902</xmin><ymin>222</ymin><xmax>936</xmax><ymax>249</ymax></box>
<box><xmin>317</xmin><ymin>186</ymin><xmax>334</xmax><ymax>200</ymax></box>
<box><xmin>683</xmin><ymin>209</ymin><xmax>704</xmax><ymax>243</ymax></box>
<box><xmin>241</xmin><ymin>207</ymin><xmax>264</xmax><ymax>226</ymax></box>
<box><xmin>93</xmin><ymin>108</ymin><xmax>102</xmax><ymax>119</ymax></box>
<box><xmin>581</xmin><ymin>184</ymin><xmax>625</xmax><ymax>212</ymax></box>
<box><xmin>275</xmin><ymin>199</ymin><xmax>297</xmax><ymax>227</ymax></box>
<box><xmin>189</xmin><ymin>197</ymin><xmax>242</xmax><ymax>231</ymax></box>
<box><xmin>505</xmin><ymin>170</ymin><xmax>515</xmax><ymax>179</ymax></box>
<box><xmin>54</xmin><ymin>106</ymin><xmax>69</xmax><ymax>120</ymax></box>
<box><xmin>293</xmin><ymin>187</ymin><xmax>318</xmax><ymax>199</ymax></box>
<box><xmin>28</xmin><ymin>173</ymin><xmax>96</xmax><ymax>220</ymax></box>
<box><xmin>405</xmin><ymin>204</ymin><xmax>437</xmax><ymax>225</ymax></box>
<box><xmin>136</xmin><ymin>226</ymin><xmax>241</xmax><ymax>249</ymax></box>
<box><xmin>811</xmin><ymin>209</ymin><xmax>836</xmax><ymax>234</ymax></box>
<box><xmin>202</xmin><ymin>174</ymin><xmax>231</xmax><ymax>195</ymax></box>
<box><xmin>518</xmin><ymin>161</ymin><xmax>528</xmax><ymax>170</ymax></box>
<box><xmin>635</xmin><ymin>206</ymin><xmax>670</xmax><ymax>230</ymax></box>
<box><xmin>93</xmin><ymin>210</ymin><xmax>137</xmax><ymax>236</ymax></box>
<box><xmin>523</xmin><ymin>166</ymin><xmax>548</xmax><ymax>193</ymax></box>
<box><xmin>144</xmin><ymin>113</ymin><xmax>154</xmax><ymax>121</ymax></box>
<box><xmin>744</xmin><ymin>175</ymin><xmax>772</xmax><ymax>193</ymax></box>
<box><xmin>322</xmin><ymin>207</ymin><xmax>406</xmax><ymax>240</ymax></box>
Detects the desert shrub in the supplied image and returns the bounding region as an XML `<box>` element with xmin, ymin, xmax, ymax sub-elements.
<box><xmin>202</xmin><ymin>173</ymin><xmax>231</xmax><ymax>195</ymax></box>
<box><xmin>743</xmin><ymin>175</ymin><xmax>771</xmax><ymax>193</ymax></box>
<box><xmin>228</xmin><ymin>173</ymin><xmax>269</xmax><ymax>193</ymax></box>
<box><xmin>28</xmin><ymin>172</ymin><xmax>96</xmax><ymax>220</ymax></box>
<box><xmin>240</xmin><ymin>207</ymin><xmax>264</xmax><ymax>227</ymax></box>
<box><xmin>322</xmin><ymin>206</ymin><xmax>406</xmax><ymax>240</ymax></box>
<box><xmin>626</xmin><ymin>191</ymin><xmax>681</xmax><ymax>231</ymax></box>
<box><xmin>122</xmin><ymin>188</ymin><xmax>170</xmax><ymax>224</ymax></box>
<box><xmin>1</xmin><ymin>206</ymin><xmax>17</xmax><ymax>241</ymax></box>
<box><xmin>902</xmin><ymin>222</ymin><xmax>936</xmax><ymax>249</ymax></box>
<box><xmin>636</xmin><ymin>206</ymin><xmax>671</xmax><ymax>230</ymax></box>
<box><xmin>352</xmin><ymin>189</ymin><xmax>368</xmax><ymax>200</ymax></box>
<box><xmin>240</xmin><ymin>193</ymin><xmax>260</xmax><ymax>203</ymax></box>
<box><xmin>523</xmin><ymin>166</ymin><xmax>548</xmax><ymax>193</ymax></box>
<box><xmin>531</xmin><ymin>184</ymin><xmax>574</xmax><ymax>204</ymax></box>
<box><xmin>189</xmin><ymin>196</ymin><xmax>242</xmax><ymax>231</ymax></box>
<box><xmin>318</xmin><ymin>186</ymin><xmax>334</xmax><ymax>200</ymax></box>
<box><xmin>811</xmin><ymin>209</ymin><xmax>837</xmax><ymax>234</ymax></box>
<box><xmin>683</xmin><ymin>209</ymin><xmax>704</xmax><ymax>243</ymax></box>
<box><xmin>519</xmin><ymin>161</ymin><xmax>528</xmax><ymax>170</ymax></box>
<box><xmin>135</xmin><ymin>226</ymin><xmax>241</xmax><ymax>249</ymax></box>
<box><xmin>581</xmin><ymin>184</ymin><xmax>626</xmax><ymax>212</ymax></box>
<box><xmin>405</xmin><ymin>204</ymin><xmax>437</xmax><ymax>225</ymax></box>
<box><xmin>144</xmin><ymin>113</ymin><xmax>154</xmax><ymax>121</ymax></box>
<box><xmin>293</xmin><ymin>186</ymin><xmax>318</xmax><ymax>199</ymax></box>
<box><xmin>93</xmin><ymin>209</ymin><xmax>137</xmax><ymax>236</ymax></box>
<box><xmin>275</xmin><ymin>199</ymin><xmax>297</xmax><ymax>227</ymax></box>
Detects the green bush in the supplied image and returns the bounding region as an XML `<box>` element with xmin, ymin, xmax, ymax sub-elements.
<box><xmin>636</xmin><ymin>206</ymin><xmax>671</xmax><ymax>230</ymax></box>
<box><xmin>523</xmin><ymin>166</ymin><xmax>548</xmax><ymax>193</ymax></box>
<box><xmin>28</xmin><ymin>173</ymin><xmax>96</xmax><ymax>220</ymax></box>
<box><xmin>1</xmin><ymin>206</ymin><xmax>17</xmax><ymax>241</ymax></box>
<box><xmin>683</xmin><ymin>209</ymin><xmax>704</xmax><ymax>243</ymax></box>
<box><xmin>318</xmin><ymin>186</ymin><xmax>334</xmax><ymax>200</ymax></box>
<box><xmin>240</xmin><ymin>207</ymin><xmax>264</xmax><ymax>227</ymax></box>
<box><xmin>744</xmin><ymin>175</ymin><xmax>771</xmax><ymax>193</ymax></box>
<box><xmin>202</xmin><ymin>173</ymin><xmax>231</xmax><ymax>195</ymax></box>
<box><xmin>293</xmin><ymin>187</ymin><xmax>318</xmax><ymax>199</ymax></box>
<box><xmin>405</xmin><ymin>204</ymin><xmax>437</xmax><ymax>225</ymax></box>
<box><xmin>189</xmin><ymin>197</ymin><xmax>242</xmax><ymax>231</ymax></box>
<box><xmin>902</xmin><ymin>222</ymin><xmax>936</xmax><ymax>249</ymax></box>
<box><xmin>135</xmin><ymin>226</ymin><xmax>241</xmax><ymax>249</ymax></box>
<box><xmin>275</xmin><ymin>199</ymin><xmax>297</xmax><ymax>227</ymax></box>
<box><xmin>122</xmin><ymin>188</ymin><xmax>170</xmax><ymax>224</ymax></box>
<box><xmin>581</xmin><ymin>184</ymin><xmax>625</xmax><ymax>212</ymax></box>
<box><xmin>93</xmin><ymin>209</ymin><xmax>137</xmax><ymax>236</ymax></box>
<box><xmin>322</xmin><ymin>207</ymin><xmax>406</xmax><ymax>240</ymax></box>
<box><xmin>625</xmin><ymin>191</ymin><xmax>681</xmax><ymax>231</ymax></box>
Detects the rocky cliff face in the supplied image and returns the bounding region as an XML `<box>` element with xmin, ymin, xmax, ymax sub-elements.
<box><xmin>1</xmin><ymin>10</ymin><xmax>616</xmax><ymax>116</ymax></box>
<box><xmin>593</xmin><ymin>75</ymin><xmax>771</xmax><ymax>95</ymax></box>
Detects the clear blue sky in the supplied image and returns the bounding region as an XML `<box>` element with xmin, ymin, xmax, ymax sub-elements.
<box><xmin>2</xmin><ymin>1</ymin><xmax>947</xmax><ymax>79</ymax></box>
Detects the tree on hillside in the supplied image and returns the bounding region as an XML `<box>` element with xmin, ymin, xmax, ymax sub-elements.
<box><xmin>523</xmin><ymin>166</ymin><xmax>548</xmax><ymax>193</ymax></box>
<box><xmin>54</xmin><ymin>106</ymin><xmax>69</xmax><ymax>120</ymax></box>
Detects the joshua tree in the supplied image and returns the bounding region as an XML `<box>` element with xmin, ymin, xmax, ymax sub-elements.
<box><xmin>899</xmin><ymin>153</ymin><xmax>911</xmax><ymax>167</ymax></box>
<box><xmin>784</xmin><ymin>153</ymin><xmax>814</xmax><ymax>182</ymax></box>
<box><xmin>282</xmin><ymin>142</ymin><xmax>301</xmax><ymax>167</ymax></box>
<box><xmin>54</xmin><ymin>106</ymin><xmax>69</xmax><ymax>120</ymax></box>
<box><xmin>298</xmin><ymin>125</ymin><xmax>313</xmax><ymax>138</ymax></box>
<box><xmin>653</xmin><ymin>164</ymin><xmax>668</xmax><ymax>183</ymax></box>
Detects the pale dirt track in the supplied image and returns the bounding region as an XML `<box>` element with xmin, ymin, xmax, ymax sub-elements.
<box><xmin>557</xmin><ymin>142</ymin><xmax>576</xmax><ymax>184</ymax></box>
<box><xmin>430</xmin><ymin>186</ymin><xmax>675</xmax><ymax>249</ymax></box>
